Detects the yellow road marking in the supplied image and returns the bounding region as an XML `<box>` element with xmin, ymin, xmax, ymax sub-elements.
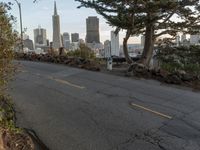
<box><xmin>20</xmin><ymin>70</ymin><xmax>28</xmax><ymax>73</ymax></box>
<box><xmin>48</xmin><ymin>76</ymin><xmax>85</xmax><ymax>89</ymax></box>
<box><xmin>130</xmin><ymin>102</ymin><xmax>172</xmax><ymax>120</ymax></box>
<box><xmin>19</xmin><ymin>70</ymin><xmax>85</xmax><ymax>89</ymax></box>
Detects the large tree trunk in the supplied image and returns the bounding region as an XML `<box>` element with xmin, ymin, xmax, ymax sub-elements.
<box><xmin>123</xmin><ymin>30</ymin><xmax>133</xmax><ymax>64</ymax></box>
<box><xmin>140</xmin><ymin>24</ymin><xmax>155</xmax><ymax>67</ymax></box>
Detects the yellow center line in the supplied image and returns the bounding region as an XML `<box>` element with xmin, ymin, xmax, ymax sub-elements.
<box><xmin>19</xmin><ymin>70</ymin><xmax>28</xmax><ymax>73</ymax></box>
<box><xmin>130</xmin><ymin>102</ymin><xmax>172</xmax><ymax>120</ymax></box>
<box><xmin>18</xmin><ymin>70</ymin><xmax>85</xmax><ymax>89</ymax></box>
<box><xmin>48</xmin><ymin>76</ymin><xmax>85</xmax><ymax>89</ymax></box>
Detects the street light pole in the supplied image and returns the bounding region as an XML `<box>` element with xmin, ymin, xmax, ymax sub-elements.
<box><xmin>14</xmin><ymin>0</ymin><xmax>23</xmax><ymax>52</ymax></box>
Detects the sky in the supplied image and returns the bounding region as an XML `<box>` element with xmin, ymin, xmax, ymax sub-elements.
<box><xmin>3</xmin><ymin>0</ymin><xmax>141</xmax><ymax>44</ymax></box>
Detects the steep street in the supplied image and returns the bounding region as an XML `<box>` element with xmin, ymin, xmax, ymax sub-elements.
<box><xmin>9</xmin><ymin>60</ymin><xmax>200</xmax><ymax>150</ymax></box>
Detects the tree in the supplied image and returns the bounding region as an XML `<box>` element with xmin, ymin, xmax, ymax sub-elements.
<box><xmin>76</xmin><ymin>0</ymin><xmax>200</xmax><ymax>67</ymax></box>
<box><xmin>0</xmin><ymin>2</ymin><xmax>17</xmax><ymax>94</ymax></box>
<box><xmin>138</xmin><ymin>0</ymin><xmax>200</xmax><ymax>66</ymax></box>
<box><xmin>75</xmin><ymin>0</ymin><xmax>142</xmax><ymax>64</ymax></box>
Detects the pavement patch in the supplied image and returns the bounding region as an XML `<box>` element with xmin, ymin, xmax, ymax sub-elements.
<box><xmin>130</xmin><ymin>102</ymin><xmax>172</xmax><ymax>120</ymax></box>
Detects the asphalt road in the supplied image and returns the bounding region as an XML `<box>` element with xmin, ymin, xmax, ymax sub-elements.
<box><xmin>9</xmin><ymin>60</ymin><xmax>200</xmax><ymax>150</ymax></box>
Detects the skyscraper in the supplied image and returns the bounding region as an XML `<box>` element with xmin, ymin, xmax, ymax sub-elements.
<box><xmin>52</xmin><ymin>1</ymin><xmax>62</xmax><ymax>49</ymax></box>
<box><xmin>71</xmin><ymin>33</ymin><xmax>79</xmax><ymax>43</ymax></box>
<box><xmin>24</xmin><ymin>38</ymin><xmax>34</xmax><ymax>50</ymax></box>
<box><xmin>63</xmin><ymin>32</ymin><xmax>70</xmax><ymax>49</ymax></box>
<box><xmin>86</xmin><ymin>16</ymin><xmax>100</xmax><ymax>43</ymax></box>
<box><xmin>111</xmin><ymin>31</ymin><xmax>120</xmax><ymax>56</ymax></box>
<box><xmin>34</xmin><ymin>26</ymin><xmax>47</xmax><ymax>45</ymax></box>
<box><xmin>104</xmin><ymin>40</ymin><xmax>111</xmax><ymax>58</ymax></box>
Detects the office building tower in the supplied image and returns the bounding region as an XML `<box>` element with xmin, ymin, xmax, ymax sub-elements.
<box><xmin>24</xmin><ymin>38</ymin><xmax>34</xmax><ymax>50</ymax></box>
<box><xmin>63</xmin><ymin>32</ymin><xmax>70</xmax><ymax>49</ymax></box>
<box><xmin>104</xmin><ymin>40</ymin><xmax>111</xmax><ymax>58</ymax></box>
<box><xmin>34</xmin><ymin>26</ymin><xmax>47</xmax><ymax>45</ymax></box>
<box><xmin>111</xmin><ymin>31</ymin><xmax>120</xmax><ymax>56</ymax></box>
<box><xmin>71</xmin><ymin>33</ymin><xmax>79</xmax><ymax>43</ymax></box>
<box><xmin>86</xmin><ymin>16</ymin><xmax>100</xmax><ymax>43</ymax></box>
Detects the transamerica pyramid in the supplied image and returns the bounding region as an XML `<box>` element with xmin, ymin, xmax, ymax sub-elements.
<box><xmin>52</xmin><ymin>1</ymin><xmax>62</xmax><ymax>50</ymax></box>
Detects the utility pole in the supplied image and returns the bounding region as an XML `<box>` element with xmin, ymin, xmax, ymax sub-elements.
<box><xmin>14</xmin><ymin>0</ymin><xmax>23</xmax><ymax>52</ymax></box>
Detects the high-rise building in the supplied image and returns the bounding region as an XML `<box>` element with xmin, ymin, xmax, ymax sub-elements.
<box><xmin>86</xmin><ymin>16</ymin><xmax>100</xmax><ymax>43</ymax></box>
<box><xmin>71</xmin><ymin>33</ymin><xmax>79</xmax><ymax>43</ymax></box>
<box><xmin>34</xmin><ymin>26</ymin><xmax>47</xmax><ymax>45</ymax></box>
<box><xmin>111</xmin><ymin>31</ymin><xmax>120</xmax><ymax>56</ymax></box>
<box><xmin>104</xmin><ymin>40</ymin><xmax>111</xmax><ymax>58</ymax></box>
<box><xmin>46</xmin><ymin>39</ymin><xmax>50</xmax><ymax>46</ymax></box>
<box><xmin>52</xmin><ymin>1</ymin><xmax>62</xmax><ymax>49</ymax></box>
<box><xmin>24</xmin><ymin>38</ymin><xmax>34</xmax><ymax>50</ymax></box>
<box><xmin>63</xmin><ymin>32</ymin><xmax>70</xmax><ymax>49</ymax></box>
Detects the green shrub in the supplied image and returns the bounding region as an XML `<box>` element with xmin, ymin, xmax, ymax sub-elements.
<box><xmin>0</xmin><ymin>3</ymin><xmax>17</xmax><ymax>94</ymax></box>
<box><xmin>67</xmin><ymin>43</ymin><xmax>96</xmax><ymax>60</ymax></box>
<box><xmin>156</xmin><ymin>45</ymin><xmax>200</xmax><ymax>74</ymax></box>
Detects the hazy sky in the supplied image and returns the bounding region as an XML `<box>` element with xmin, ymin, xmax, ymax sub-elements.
<box><xmin>4</xmin><ymin>0</ymin><xmax>141</xmax><ymax>44</ymax></box>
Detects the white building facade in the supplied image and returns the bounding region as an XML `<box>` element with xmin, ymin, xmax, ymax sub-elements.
<box><xmin>111</xmin><ymin>31</ymin><xmax>120</xmax><ymax>56</ymax></box>
<box><xmin>63</xmin><ymin>32</ymin><xmax>70</xmax><ymax>50</ymax></box>
<box><xmin>34</xmin><ymin>26</ymin><xmax>47</xmax><ymax>46</ymax></box>
<box><xmin>104</xmin><ymin>40</ymin><xmax>111</xmax><ymax>58</ymax></box>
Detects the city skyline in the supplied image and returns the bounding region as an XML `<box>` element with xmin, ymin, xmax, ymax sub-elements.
<box><xmin>4</xmin><ymin>0</ymin><xmax>141</xmax><ymax>44</ymax></box>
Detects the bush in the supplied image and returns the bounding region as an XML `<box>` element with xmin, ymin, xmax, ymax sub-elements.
<box><xmin>156</xmin><ymin>45</ymin><xmax>200</xmax><ymax>74</ymax></box>
<box><xmin>0</xmin><ymin>3</ymin><xmax>17</xmax><ymax>94</ymax></box>
<box><xmin>67</xmin><ymin>43</ymin><xmax>96</xmax><ymax>60</ymax></box>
